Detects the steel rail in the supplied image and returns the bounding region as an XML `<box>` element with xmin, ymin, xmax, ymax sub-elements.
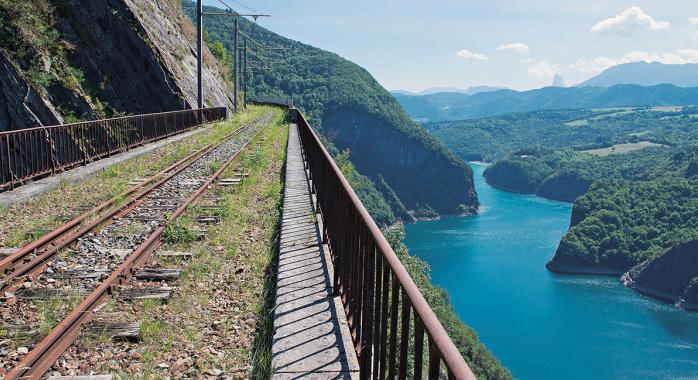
<box><xmin>0</xmin><ymin>115</ymin><xmax>265</xmax><ymax>291</ymax></box>
<box><xmin>0</xmin><ymin>143</ymin><xmax>210</xmax><ymax>275</ymax></box>
<box><xmin>3</xmin><ymin>113</ymin><xmax>273</xmax><ymax>379</ymax></box>
<box><xmin>291</xmin><ymin>108</ymin><xmax>476</xmax><ymax>379</ymax></box>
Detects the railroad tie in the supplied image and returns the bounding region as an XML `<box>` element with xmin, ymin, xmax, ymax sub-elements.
<box><xmin>87</xmin><ymin>322</ymin><xmax>141</xmax><ymax>342</ymax></box>
<box><xmin>134</xmin><ymin>268</ymin><xmax>181</xmax><ymax>281</ymax></box>
<box><xmin>157</xmin><ymin>250</ymin><xmax>194</xmax><ymax>260</ymax></box>
<box><xmin>196</xmin><ymin>215</ymin><xmax>221</xmax><ymax>224</ymax></box>
<box><xmin>119</xmin><ymin>287</ymin><xmax>172</xmax><ymax>301</ymax></box>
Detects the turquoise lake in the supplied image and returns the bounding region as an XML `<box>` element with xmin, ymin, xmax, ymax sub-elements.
<box><xmin>404</xmin><ymin>163</ymin><xmax>698</xmax><ymax>379</ymax></box>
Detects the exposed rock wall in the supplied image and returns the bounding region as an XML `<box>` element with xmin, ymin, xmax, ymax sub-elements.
<box><xmin>622</xmin><ymin>239</ymin><xmax>698</xmax><ymax>311</ymax></box>
<box><xmin>323</xmin><ymin>107</ymin><xmax>477</xmax><ymax>215</ymax></box>
<box><xmin>0</xmin><ymin>52</ymin><xmax>62</xmax><ymax>131</ymax></box>
<box><xmin>1</xmin><ymin>0</ymin><xmax>233</xmax><ymax>132</ymax></box>
<box><xmin>124</xmin><ymin>0</ymin><xmax>234</xmax><ymax>110</ymax></box>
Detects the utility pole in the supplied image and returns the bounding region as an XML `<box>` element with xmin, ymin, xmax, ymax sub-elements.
<box><xmin>243</xmin><ymin>39</ymin><xmax>248</xmax><ymax>106</ymax></box>
<box><xmin>196</xmin><ymin>0</ymin><xmax>203</xmax><ymax>110</ymax></box>
<box><xmin>233</xmin><ymin>18</ymin><xmax>239</xmax><ymax>113</ymax></box>
<box><xmin>196</xmin><ymin>0</ymin><xmax>269</xmax><ymax>114</ymax></box>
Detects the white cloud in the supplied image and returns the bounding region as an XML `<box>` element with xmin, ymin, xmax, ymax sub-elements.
<box><xmin>455</xmin><ymin>49</ymin><xmax>488</xmax><ymax>60</ymax></box>
<box><xmin>690</xmin><ymin>18</ymin><xmax>698</xmax><ymax>39</ymax></box>
<box><xmin>570</xmin><ymin>49</ymin><xmax>698</xmax><ymax>74</ymax></box>
<box><xmin>527</xmin><ymin>61</ymin><xmax>560</xmax><ymax>78</ymax></box>
<box><xmin>591</xmin><ymin>6</ymin><xmax>670</xmax><ymax>36</ymax></box>
<box><xmin>497</xmin><ymin>42</ymin><xmax>530</xmax><ymax>53</ymax></box>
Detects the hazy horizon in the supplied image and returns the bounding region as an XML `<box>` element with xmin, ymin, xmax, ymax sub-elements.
<box><xmin>202</xmin><ymin>0</ymin><xmax>698</xmax><ymax>92</ymax></box>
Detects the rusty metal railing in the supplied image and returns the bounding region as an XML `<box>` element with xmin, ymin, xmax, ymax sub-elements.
<box><xmin>292</xmin><ymin>108</ymin><xmax>476</xmax><ymax>380</ymax></box>
<box><xmin>0</xmin><ymin>107</ymin><xmax>226</xmax><ymax>190</ymax></box>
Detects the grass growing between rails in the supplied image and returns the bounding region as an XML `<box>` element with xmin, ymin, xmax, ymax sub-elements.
<box><xmin>53</xmin><ymin>107</ymin><xmax>288</xmax><ymax>377</ymax></box>
<box><xmin>0</xmin><ymin>105</ymin><xmax>270</xmax><ymax>249</ymax></box>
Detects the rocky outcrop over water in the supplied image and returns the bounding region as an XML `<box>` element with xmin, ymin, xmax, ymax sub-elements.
<box><xmin>622</xmin><ymin>239</ymin><xmax>698</xmax><ymax>311</ymax></box>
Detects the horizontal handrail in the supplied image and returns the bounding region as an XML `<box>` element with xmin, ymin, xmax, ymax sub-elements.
<box><xmin>0</xmin><ymin>107</ymin><xmax>226</xmax><ymax>190</ymax></box>
<box><xmin>291</xmin><ymin>107</ymin><xmax>475</xmax><ymax>380</ymax></box>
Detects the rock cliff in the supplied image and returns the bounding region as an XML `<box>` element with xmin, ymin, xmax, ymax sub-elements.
<box><xmin>0</xmin><ymin>0</ymin><xmax>232</xmax><ymax>132</ymax></box>
<box><xmin>622</xmin><ymin>239</ymin><xmax>698</xmax><ymax>311</ymax></box>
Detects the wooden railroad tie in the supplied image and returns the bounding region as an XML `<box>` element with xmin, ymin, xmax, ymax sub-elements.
<box><xmin>87</xmin><ymin>322</ymin><xmax>141</xmax><ymax>342</ymax></box>
<box><xmin>119</xmin><ymin>287</ymin><xmax>172</xmax><ymax>301</ymax></box>
<box><xmin>14</xmin><ymin>287</ymin><xmax>89</xmax><ymax>300</ymax></box>
<box><xmin>196</xmin><ymin>215</ymin><xmax>221</xmax><ymax>224</ymax></box>
<box><xmin>157</xmin><ymin>250</ymin><xmax>195</xmax><ymax>260</ymax></box>
<box><xmin>134</xmin><ymin>268</ymin><xmax>181</xmax><ymax>282</ymax></box>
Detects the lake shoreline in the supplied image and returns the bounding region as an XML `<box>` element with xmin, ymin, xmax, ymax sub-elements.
<box><xmin>404</xmin><ymin>163</ymin><xmax>698</xmax><ymax>379</ymax></box>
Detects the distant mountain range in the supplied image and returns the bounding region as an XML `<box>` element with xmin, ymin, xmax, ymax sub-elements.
<box><xmin>578</xmin><ymin>62</ymin><xmax>698</xmax><ymax>88</ymax></box>
<box><xmin>393</xmin><ymin>84</ymin><xmax>698</xmax><ymax>122</ymax></box>
<box><xmin>391</xmin><ymin>85</ymin><xmax>506</xmax><ymax>96</ymax></box>
<box><xmin>394</xmin><ymin>62</ymin><xmax>698</xmax><ymax>122</ymax></box>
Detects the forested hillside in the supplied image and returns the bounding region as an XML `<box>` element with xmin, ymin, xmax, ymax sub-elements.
<box><xmin>425</xmin><ymin>103</ymin><xmax>698</xmax><ymax>304</ymax></box>
<box><xmin>395</xmin><ymin>84</ymin><xmax>698</xmax><ymax>122</ymax></box>
<box><xmin>430</xmin><ymin>106</ymin><xmax>698</xmax><ymax>162</ymax></box>
<box><xmin>184</xmin><ymin>2</ymin><xmax>478</xmax><ymax>222</ymax></box>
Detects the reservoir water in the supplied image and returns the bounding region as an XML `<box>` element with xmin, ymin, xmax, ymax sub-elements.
<box><xmin>404</xmin><ymin>163</ymin><xmax>698</xmax><ymax>379</ymax></box>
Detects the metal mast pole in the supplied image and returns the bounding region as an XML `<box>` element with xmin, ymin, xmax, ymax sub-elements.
<box><xmin>233</xmin><ymin>18</ymin><xmax>239</xmax><ymax>113</ymax></box>
<box><xmin>243</xmin><ymin>39</ymin><xmax>248</xmax><ymax>106</ymax></box>
<box><xmin>196</xmin><ymin>0</ymin><xmax>203</xmax><ymax>110</ymax></box>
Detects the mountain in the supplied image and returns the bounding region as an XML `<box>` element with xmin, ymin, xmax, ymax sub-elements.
<box><xmin>391</xmin><ymin>85</ymin><xmax>505</xmax><ymax>96</ymax></box>
<box><xmin>183</xmin><ymin>2</ymin><xmax>479</xmax><ymax>220</ymax></box>
<box><xmin>551</xmin><ymin>74</ymin><xmax>566</xmax><ymax>87</ymax></box>
<box><xmin>394</xmin><ymin>84</ymin><xmax>698</xmax><ymax>122</ymax></box>
<box><xmin>578</xmin><ymin>62</ymin><xmax>698</xmax><ymax>88</ymax></box>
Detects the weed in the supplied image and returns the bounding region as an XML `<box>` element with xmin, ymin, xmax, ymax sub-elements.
<box><xmin>162</xmin><ymin>218</ymin><xmax>197</xmax><ymax>245</ymax></box>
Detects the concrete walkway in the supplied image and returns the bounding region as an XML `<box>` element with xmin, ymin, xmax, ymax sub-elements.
<box><xmin>272</xmin><ymin>124</ymin><xmax>359</xmax><ymax>379</ymax></box>
<box><xmin>0</xmin><ymin>126</ymin><xmax>212</xmax><ymax>207</ymax></box>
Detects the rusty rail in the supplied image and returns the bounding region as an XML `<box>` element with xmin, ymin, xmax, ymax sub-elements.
<box><xmin>292</xmin><ymin>108</ymin><xmax>476</xmax><ymax>380</ymax></box>
<box><xmin>3</xmin><ymin>113</ymin><xmax>271</xmax><ymax>379</ymax></box>
<box><xmin>0</xmin><ymin>107</ymin><xmax>226</xmax><ymax>190</ymax></box>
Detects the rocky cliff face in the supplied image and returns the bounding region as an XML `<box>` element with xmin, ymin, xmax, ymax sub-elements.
<box><xmin>0</xmin><ymin>51</ymin><xmax>62</xmax><ymax>131</ymax></box>
<box><xmin>323</xmin><ymin>107</ymin><xmax>477</xmax><ymax>215</ymax></box>
<box><xmin>0</xmin><ymin>0</ymin><xmax>232</xmax><ymax>132</ymax></box>
<box><xmin>622</xmin><ymin>239</ymin><xmax>698</xmax><ymax>311</ymax></box>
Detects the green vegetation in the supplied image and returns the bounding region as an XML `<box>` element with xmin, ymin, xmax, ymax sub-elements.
<box><xmin>394</xmin><ymin>84</ymin><xmax>698</xmax><ymax>122</ymax></box>
<box><xmin>430</xmin><ymin>106</ymin><xmax>698</xmax><ymax>162</ymax></box>
<box><xmin>427</xmin><ymin>104</ymin><xmax>698</xmax><ymax>274</ymax></box>
<box><xmin>384</xmin><ymin>225</ymin><xmax>512</xmax><ymax>379</ymax></box>
<box><xmin>483</xmin><ymin>145</ymin><xmax>672</xmax><ymax>202</ymax></box>
<box><xmin>182</xmin><ymin>0</ymin><xmax>477</xmax><ymax>219</ymax></box>
<box><xmin>0</xmin><ymin>0</ymin><xmax>110</xmax><ymax>119</ymax></box>
<box><xmin>555</xmin><ymin>178</ymin><xmax>698</xmax><ymax>270</ymax></box>
<box><xmin>334</xmin><ymin>149</ymin><xmax>396</xmax><ymax>226</ymax></box>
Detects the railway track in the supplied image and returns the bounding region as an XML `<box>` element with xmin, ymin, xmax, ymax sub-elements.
<box><xmin>0</xmin><ymin>112</ymin><xmax>274</xmax><ymax>378</ymax></box>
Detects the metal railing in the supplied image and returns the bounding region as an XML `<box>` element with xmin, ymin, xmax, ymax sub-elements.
<box><xmin>292</xmin><ymin>108</ymin><xmax>476</xmax><ymax>380</ymax></box>
<box><xmin>248</xmin><ymin>97</ymin><xmax>294</xmax><ymax>108</ymax></box>
<box><xmin>0</xmin><ymin>107</ymin><xmax>226</xmax><ymax>190</ymax></box>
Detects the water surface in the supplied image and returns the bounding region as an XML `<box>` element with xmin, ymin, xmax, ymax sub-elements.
<box><xmin>404</xmin><ymin>163</ymin><xmax>698</xmax><ymax>379</ymax></box>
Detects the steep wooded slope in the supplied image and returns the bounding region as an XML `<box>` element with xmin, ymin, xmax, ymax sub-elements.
<box><xmin>185</xmin><ymin>2</ymin><xmax>478</xmax><ymax>217</ymax></box>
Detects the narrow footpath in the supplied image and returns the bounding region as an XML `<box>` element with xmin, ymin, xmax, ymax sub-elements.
<box><xmin>271</xmin><ymin>124</ymin><xmax>359</xmax><ymax>379</ymax></box>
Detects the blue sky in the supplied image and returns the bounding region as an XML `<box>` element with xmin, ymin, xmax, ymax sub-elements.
<box><xmin>202</xmin><ymin>0</ymin><xmax>698</xmax><ymax>91</ymax></box>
